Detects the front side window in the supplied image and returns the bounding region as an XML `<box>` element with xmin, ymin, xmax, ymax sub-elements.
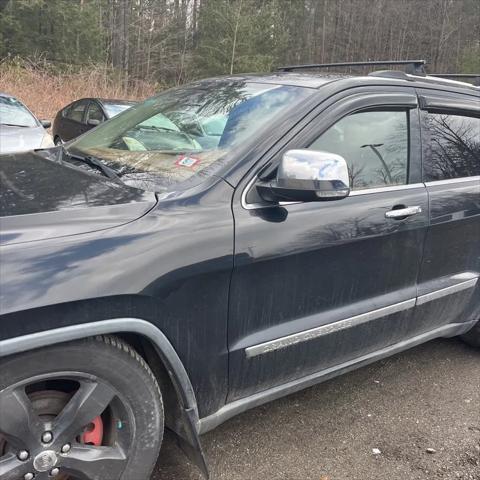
<box><xmin>0</xmin><ymin>96</ymin><xmax>38</xmax><ymax>128</ymax></box>
<box><xmin>67</xmin><ymin>101</ymin><xmax>88</xmax><ymax>123</ymax></box>
<box><xmin>423</xmin><ymin>112</ymin><xmax>480</xmax><ymax>181</ymax></box>
<box><xmin>67</xmin><ymin>81</ymin><xmax>313</xmax><ymax>192</ymax></box>
<box><xmin>308</xmin><ymin>110</ymin><xmax>409</xmax><ymax>190</ymax></box>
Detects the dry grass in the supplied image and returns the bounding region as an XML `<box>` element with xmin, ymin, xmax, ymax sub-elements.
<box><xmin>0</xmin><ymin>58</ymin><xmax>159</xmax><ymax>122</ymax></box>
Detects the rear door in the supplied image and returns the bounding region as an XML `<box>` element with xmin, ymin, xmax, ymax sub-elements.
<box><xmin>62</xmin><ymin>100</ymin><xmax>89</xmax><ymax>140</ymax></box>
<box><xmin>228</xmin><ymin>87</ymin><xmax>429</xmax><ymax>401</ymax></box>
<box><xmin>415</xmin><ymin>89</ymin><xmax>480</xmax><ymax>332</ymax></box>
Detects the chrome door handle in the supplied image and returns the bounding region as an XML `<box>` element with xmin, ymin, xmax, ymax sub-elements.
<box><xmin>385</xmin><ymin>206</ymin><xmax>422</xmax><ymax>219</ymax></box>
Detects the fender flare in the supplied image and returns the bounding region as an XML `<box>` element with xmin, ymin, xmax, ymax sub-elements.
<box><xmin>0</xmin><ymin>318</ymin><xmax>209</xmax><ymax>475</ymax></box>
<box><xmin>0</xmin><ymin>317</ymin><xmax>199</xmax><ymax>422</ymax></box>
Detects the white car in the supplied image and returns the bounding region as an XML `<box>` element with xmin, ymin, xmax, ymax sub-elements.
<box><xmin>0</xmin><ymin>93</ymin><xmax>54</xmax><ymax>154</ymax></box>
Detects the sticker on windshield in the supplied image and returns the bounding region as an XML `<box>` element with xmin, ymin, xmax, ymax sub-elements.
<box><xmin>176</xmin><ymin>154</ymin><xmax>200</xmax><ymax>168</ymax></box>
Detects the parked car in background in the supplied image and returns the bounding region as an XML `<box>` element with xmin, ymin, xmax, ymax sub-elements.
<box><xmin>52</xmin><ymin>98</ymin><xmax>136</xmax><ymax>144</ymax></box>
<box><xmin>0</xmin><ymin>93</ymin><xmax>53</xmax><ymax>154</ymax></box>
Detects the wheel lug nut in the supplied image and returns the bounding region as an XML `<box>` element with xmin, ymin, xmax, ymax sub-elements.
<box><xmin>50</xmin><ymin>468</ymin><xmax>60</xmax><ymax>477</ymax></box>
<box><xmin>18</xmin><ymin>449</ymin><xmax>29</xmax><ymax>461</ymax></box>
<box><xmin>61</xmin><ymin>443</ymin><xmax>71</xmax><ymax>453</ymax></box>
<box><xmin>41</xmin><ymin>431</ymin><xmax>53</xmax><ymax>443</ymax></box>
<box><xmin>24</xmin><ymin>473</ymin><xmax>35</xmax><ymax>480</ymax></box>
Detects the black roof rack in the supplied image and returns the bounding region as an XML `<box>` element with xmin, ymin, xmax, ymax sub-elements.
<box><xmin>429</xmin><ymin>73</ymin><xmax>480</xmax><ymax>86</ymax></box>
<box><xmin>429</xmin><ymin>74</ymin><xmax>479</xmax><ymax>78</ymax></box>
<box><xmin>277</xmin><ymin>60</ymin><xmax>426</xmax><ymax>75</ymax></box>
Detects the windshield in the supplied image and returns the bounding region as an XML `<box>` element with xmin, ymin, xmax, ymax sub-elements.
<box><xmin>68</xmin><ymin>80</ymin><xmax>313</xmax><ymax>192</ymax></box>
<box><xmin>0</xmin><ymin>96</ymin><xmax>38</xmax><ymax>127</ymax></box>
<box><xmin>104</xmin><ymin>102</ymin><xmax>135</xmax><ymax>118</ymax></box>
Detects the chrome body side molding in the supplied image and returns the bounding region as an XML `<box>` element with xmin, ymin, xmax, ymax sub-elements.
<box><xmin>242</xmin><ymin>173</ymin><xmax>479</xmax><ymax>211</ymax></box>
<box><xmin>198</xmin><ymin>320</ymin><xmax>475</xmax><ymax>434</ymax></box>
<box><xmin>417</xmin><ymin>277</ymin><xmax>478</xmax><ymax>305</ymax></box>
<box><xmin>424</xmin><ymin>175</ymin><xmax>480</xmax><ymax>187</ymax></box>
<box><xmin>350</xmin><ymin>183</ymin><xmax>425</xmax><ymax>196</ymax></box>
<box><xmin>245</xmin><ymin>299</ymin><xmax>416</xmax><ymax>358</ymax></box>
<box><xmin>244</xmin><ymin>273</ymin><xmax>478</xmax><ymax>358</ymax></box>
<box><xmin>242</xmin><ymin>178</ymin><xmax>426</xmax><ymax>210</ymax></box>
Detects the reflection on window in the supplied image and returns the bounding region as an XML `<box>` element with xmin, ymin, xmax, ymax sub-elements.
<box><xmin>308</xmin><ymin>110</ymin><xmax>409</xmax><ymax>190</ymax></box>
<box><xmin>68</xmin><ymin>81</ymin><xmax>313</xmax><ymax>192</ymax></box>
<box><xmin>0</xmin><ymin>96</ymin><xmax>38</xmax><ymax>127</ymax></box>
<box><xmin>103</xmin><ymin>103</ymin><xmax>134</xmax><ymax>118</ymax></box>
<box><xmin>423</xmin><ymin>113</ymin><xmax>480</xmax><ymax>181</ymax></box>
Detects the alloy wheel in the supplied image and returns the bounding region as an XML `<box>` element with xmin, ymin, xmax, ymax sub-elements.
<box><xmin>0</xmin><ymin>372</ymin><xmax>133</xmax><ymax>480</ymax></box>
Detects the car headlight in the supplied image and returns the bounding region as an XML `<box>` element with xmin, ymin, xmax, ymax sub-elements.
<box><xmin>40</xmin><ymin>133</ymin><xmax>55</xmax><ymax>149</ymax></box>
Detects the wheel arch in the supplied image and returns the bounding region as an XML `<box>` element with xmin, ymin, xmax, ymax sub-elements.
<box><xmin>0</xmin><ymin>317</ymin><xmax>209</xmax><ymax>477</ymax></box>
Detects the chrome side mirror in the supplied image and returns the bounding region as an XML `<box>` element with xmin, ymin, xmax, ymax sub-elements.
<box><xmin>257</xmin><ymin>149</ymin><xmax>350</xmax><ymax>203</ymax></box>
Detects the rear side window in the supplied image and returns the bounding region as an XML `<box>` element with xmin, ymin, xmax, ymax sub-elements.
<box><xmin>65</xmin><ymin>101</ymin><xmax>87</xmax><ymax>123</ymax></box>
<box><xmin>308</xmin><ymin>110</ymin><xmax>409</xmax><ymax>190</ymax></box>
<box><xmin>86</xmin><ymin>102</ymin><xmax>104</xmax><ymax>122</ymax></box>
<box><xmin>423</xmin><ymin>113</ymin><xmax>480</xmax><ymax>181</ymax></box>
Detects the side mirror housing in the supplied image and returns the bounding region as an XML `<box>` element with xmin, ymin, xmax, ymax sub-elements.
<box><xmin>257</xmin><ymin>149</ymin><xmax>350</xmax><ymax>203</ymax></box>
<box><xmin>40</xmin><ymin>120</ymin><xmax>51</xmax><ymax>129</ymax></box>
<box><xmin>87</xmin><ymin>119</ymin><xmax>101</xmax><ymax>127</ymax></box>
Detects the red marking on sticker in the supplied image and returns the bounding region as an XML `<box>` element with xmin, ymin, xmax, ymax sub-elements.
<box><xmin>176</xmin><ymin>155</ymin><xmax>200</xmax><ymax>168</ymax></box>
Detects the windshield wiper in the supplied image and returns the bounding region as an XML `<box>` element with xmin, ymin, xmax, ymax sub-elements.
<box><xmin>138</xmin><ymin>125</ymin><xmax>178</xmax><ymax>132</ymax></box>
<box><xmin>64</xmin><ymin>149</ymin><xmax>121</xmax><ymax>181</ymax></box>
<box><xmin>1</xmin><ymin>123</ymin><xmax>30</xmax><ymax>128</ymax></box>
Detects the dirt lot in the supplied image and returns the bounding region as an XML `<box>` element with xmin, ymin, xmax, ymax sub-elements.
<box><xmin>152</xmin><ymin>338</ymin><xmax>480</xmax><ymax>480</ymax></box>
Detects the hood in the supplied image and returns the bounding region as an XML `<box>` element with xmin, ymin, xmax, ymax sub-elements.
<box><xmin>0</xmin><ymin>150</ymin><xmax>157</xmax><ymax>245</ymax></box>
<box><xmin>0</xmin><ymin>125</ymin><xmax>48</xmax><ymax>153</ymax></box>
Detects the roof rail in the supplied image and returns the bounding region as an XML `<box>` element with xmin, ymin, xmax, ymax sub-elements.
<box><xmin>429</xmin><ymin>74</ymin><xmax>479</xmax><ymax>78</ymax></box>
<box><xmin>277</xmin><ymin>60</ymin><xmax>426</xmax><ymax>75</ymax></box>
<box><xmin>369</xmin><ymin>70</ymin><xmax>479</xmax><ymax>89</ymax></box>
<box><xmin>429</xmin><ymin>73</ymin><xmax>480</xmax><ymax>86</ymax></box>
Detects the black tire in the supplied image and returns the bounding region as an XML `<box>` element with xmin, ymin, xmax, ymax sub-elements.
<box><xmin>461</xmin><ymin>321</ymin><xmax>480</xmax><ymax>348</ymax></box>
<box><xmin>0</xmin><ymin>335</ymin><xmax>164</xmax><ymax>480</ymax></box>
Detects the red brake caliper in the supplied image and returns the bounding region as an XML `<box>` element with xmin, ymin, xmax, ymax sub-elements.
<box><xmin>81</xmin><ymin>416</ymin><xmax>104</xmax><ymax>446</ymax></box>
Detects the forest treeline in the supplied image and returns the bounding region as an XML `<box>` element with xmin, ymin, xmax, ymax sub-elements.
<box><xmin>0</xmin><ymin>0</ymin><xmax>479</xmax><ymax>87</ymax></box>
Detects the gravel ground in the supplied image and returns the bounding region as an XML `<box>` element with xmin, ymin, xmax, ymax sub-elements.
<box><xmin>152</xmin><ymin>338</ymin><xmax>480</xmax><ymax>480</ymax></box>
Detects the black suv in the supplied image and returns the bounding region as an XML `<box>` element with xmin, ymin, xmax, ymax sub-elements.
<box><xmin>0</xmin><ymin>60</ymin><xmax>479</xmax><ymax>480</ymax></box>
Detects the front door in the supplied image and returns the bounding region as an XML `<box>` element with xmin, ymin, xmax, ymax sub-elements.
<box><xmin>228</xmin><ymin>88</ymin><xmax>429</xmax><ymax>401</ymax></box>
<box><xmin>85</xmin><ymin>101</ymin><xmax>106</xmax><ymax>131</ymax></box>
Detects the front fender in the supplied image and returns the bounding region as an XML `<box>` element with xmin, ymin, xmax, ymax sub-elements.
<box><xmin>0</xmin><ymin>317</ymin><xmax>209</xmax><ymax>477</ymax></box>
